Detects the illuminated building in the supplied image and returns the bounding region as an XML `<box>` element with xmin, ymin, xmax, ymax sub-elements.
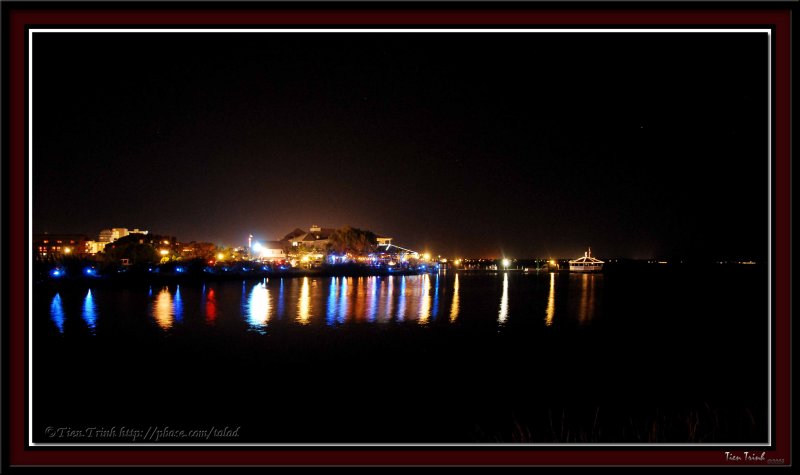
<box><xmin>282</xmin><ymin>225</ymin><xmax>336</xmax><ymax>250</ymax></box>
<box><xmin>84</xmin><ymin>240</ymin><xmax>106</xmax><ymax>254</ymax></box>
<box><xmin>33</xmin><ymin>233</ymin><xmax>89</xmax><ymax>259</ymax></box>
<box><xmin>253</xmin><ymin>241</ymin><xmax>286</xmax><ymax>261</ymax></box>
<box><xmin>97</xmin><ymin>227</ymin><xmax>149</xmax><ymax>243</ymax></box>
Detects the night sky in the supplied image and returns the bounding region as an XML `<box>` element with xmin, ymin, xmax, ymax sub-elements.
<box><xmin>33</xmin><ymin>31</ymin><xmax>768</xmax><ymax>260</ymax></box>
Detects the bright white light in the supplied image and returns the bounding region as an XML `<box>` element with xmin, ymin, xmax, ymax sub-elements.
<box><xmin>252</xmin><ymin>242</ymin><xmax>263</xmax><ymax>253</ymax></box>
<box><xmin>502</xmin><ymin>258</ymin><xmax>511</xmax><ymax>268</ymax></box>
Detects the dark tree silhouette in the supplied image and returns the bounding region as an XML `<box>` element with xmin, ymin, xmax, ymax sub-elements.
<box><xmin>327</xmin><ymin>226</ymin><xmax>378</xmax><ymax>256</ymax></box>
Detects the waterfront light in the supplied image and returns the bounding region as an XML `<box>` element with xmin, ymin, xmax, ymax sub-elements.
<box><xmin>502</xmin><ymin>258</ymin><xmax>511</xmax><ymax>268</ymax></box>
<box><xmin>423</xmin><ymin>253</ymin><xmax>431</xmax><ymax>261</ymax></box>
<box><xmin>549</xmin><ymin>259</ymin><xmax>556</xmax><ymax>266</ymax></box>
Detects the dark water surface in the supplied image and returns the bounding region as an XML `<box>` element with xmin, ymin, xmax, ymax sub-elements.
<box><xmin>33</xmin><ymin>267</ymin><xmax>768</xmax><ymax>443</ymax></box>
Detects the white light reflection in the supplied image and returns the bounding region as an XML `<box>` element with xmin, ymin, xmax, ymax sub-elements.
<box><xmin>246</xmin><ymin>281</ymin><xmax>271</xmax><ymax>334</ymax></box>
<box><xmin>498</xmin><ymin>272</ymin><xmax>509</xmax><ymax>324</ymax></box>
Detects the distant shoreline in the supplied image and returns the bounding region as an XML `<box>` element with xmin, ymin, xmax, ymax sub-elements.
<box><xmin>32</xmin><ymin>260</ymin><xmax>765</xmax><ymax>290</ymax></box>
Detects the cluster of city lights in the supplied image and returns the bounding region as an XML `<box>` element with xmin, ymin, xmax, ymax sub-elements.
<box><xmin>44</xmin><ymin>229</ymin><xmax>573</xmax><ymax>280</ymax></box>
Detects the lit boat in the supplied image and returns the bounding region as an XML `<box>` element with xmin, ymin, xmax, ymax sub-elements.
<box><xmin>569</xmin><ymin>247</ymin><xmax>604</xmax><ymax>272</ymax></box>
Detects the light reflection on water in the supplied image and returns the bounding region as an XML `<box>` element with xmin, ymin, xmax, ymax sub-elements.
<box><xmin>432</xmin><ymin>273</ymin><xmax>440</xmax><ymax>319</ymax></box>
<box><xmin>174</xmin><ymin>286</ymin><xmax>183</xmax><ymax>323</ymax></box>
<box><xmin>396</xmin><ymin>276</ymin><xmax>407</xmax><ymax>322</ymax></box>
<box><xmin>297</xmin><ymin>277</ymin><xmax>310</xmax><ymax>324</ymax></box>
<box><xmin>277</xmin><ymin>278</ymin><xmax>286</xmax><ymax>319</ymax></box>
<box><xmin>338</xmin><ymin>277</ymin><xmax>350</xmax><ymax>324</ymax></box>
<box><xmin>353</xmin><ymin>277</ymin><xmax>365</xmax><ymax>323</ymax></box>
<box><xmin>367</xmin><ymin>277</ymin><xmax>378</xmax><ymax>323</ymax></box>
<box><xmin>498</xmin><ymin>272</ymin><xmax>509</xmax><ymax>324</ymax></box>
<box><xmin>384</xmin><ymin>276</ymin><xmax>394</xmax><ymax>322</ymax></box>
<box><xmin>326</xmin><ymin>277</ymin><xmax>338</xmax><ymax>326</ymax></box>
<box><xmin>82</xmin><ymin>289</ymin><xmax>97</xmax><ymax>333</ymax></box>
<box><xmin>245</xmin><ymin>280</ymin><xmax>271</xmax><ymax>334</ymax></box>
<box><xmin>450</xmin><ymin>273</ymin><xmax>460</xmax><ymax>322</ymax></box>
<box><xmin>545</xmin><ymin>272</ymin><xmax>556</xmax><ymax>326</ymax></box>
<box><xmin>577</xmin><ymin>273</ymin><xmax>598</xmax><ymax>324</ymax></box>
<box><xmin>418</xmin><ymin>273</ymin><xmax>431</xmax><ymax>325</ymax></box>
<box><xmin>205</xmin><ymin>287</ymin><xmax>217</xmax><ymax>324</ymax></box>
<box><xmin>50</xmin><ymin>272</ymin><xmax>601</xmax><ymax>334</ymax></box>
<box><xmin>152</xmin><ymin>287</ymin><xmax>177</xmax><ymax>330</ymax></box>
<box><xmin>50</xmin><ymin>293</ymin><xmax>65</xmax><ymax>333</ymax></box>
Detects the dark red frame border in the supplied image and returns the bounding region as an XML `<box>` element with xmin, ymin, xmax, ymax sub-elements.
<box><xmin>4</xmin><ymin>5</ymin><xmax>791</xmax><ymax>468</ymax></box>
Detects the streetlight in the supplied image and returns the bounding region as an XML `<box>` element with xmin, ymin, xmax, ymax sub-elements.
<box><xmin>502</xmin><ymin>258</ymin><xmax>511</xmax><ymax>269</ymax></box>
<box><xmin>160</xmin><ymin>249</ymin><xmax>169</xmax><ymax>256</ymax></box>
<box><xmin>63</xmin><ymin>247</ymin><xmax>71</xmax><ymax>254</ymax></box>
